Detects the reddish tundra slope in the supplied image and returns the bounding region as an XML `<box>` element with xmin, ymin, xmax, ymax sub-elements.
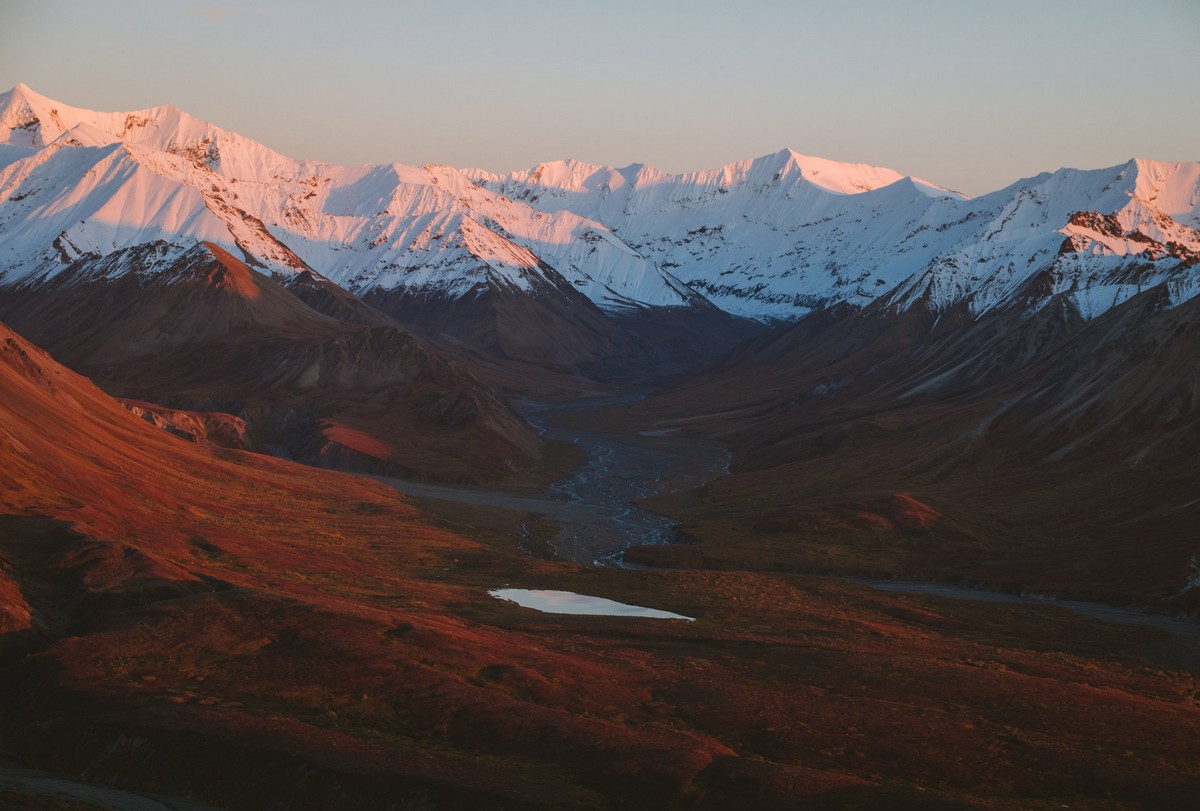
<box><xmin>2</xmin><ymin>321</ymin><xmax>1199</xmax><ymax>809</ymax></box>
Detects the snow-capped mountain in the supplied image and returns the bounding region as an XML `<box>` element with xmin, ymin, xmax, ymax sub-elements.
<box><xmin>1</xmin><ymin>83</ymin><xmax>1197</xmax><ymax>330</ymax></box>
<box><xmin>475</xmin><ymin>152</ymin><xmax>1200</xmax><ymax>320</ymax></box>
<box><xmin>886</xmin><ymin>160</ymin><xmax>1200</xmax><ymax>319</ymax></box>
<box><xmin>0</xmin><ymin>83</ymin><xmax>699</xmax><ymax>313</ymax></box>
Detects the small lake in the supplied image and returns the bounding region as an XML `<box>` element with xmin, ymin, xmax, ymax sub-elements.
<box><xmin>490</xmin><ymin>588</ymin><xmax>694</xmax><ymax>620</ymax></box>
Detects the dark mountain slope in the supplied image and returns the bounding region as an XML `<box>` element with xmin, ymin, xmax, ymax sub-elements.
<box><xmin>363</xmin><ymin>261</ymin><xmax>763</xmax><ymax>395</ymax></box>
<box><xmin>0</xmin><ymin>241</ymin><xmax>542</xmax><ymax>482</ymax></box>
<box><xmin>638</xmin><ymin>279</ymin><xmax>1200</xmax><ymax>605</ymax></box>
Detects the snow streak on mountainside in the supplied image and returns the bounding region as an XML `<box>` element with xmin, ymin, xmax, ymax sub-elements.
<box><xmin>1</xmin><ymin>83</ymin><xmax>1197</xmax><ymax>323</ymax></box>
<box><xmin>0</xmin><ymin>83</ymin><xmax>697</xmax><ymax>313</ymax></box>
<box><xmin>475</xmin><ymin>151</ymin><xmax>1200</xmax><ymax>320</ymax></box>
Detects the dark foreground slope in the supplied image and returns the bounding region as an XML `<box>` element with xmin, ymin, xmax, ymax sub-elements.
<box><xmin>636</xmin><ymin>279</ymin><xmax>1200</xmax><ymax>607</ymax></box>
<box><xmin>2</xmin><ymin>321</ymin><xmax>1199</xmax><ymax>810</ymax></box>
<box><xmin>0</xmin><ymin>242</ymin><xmax>542</xmax><ymax>482</ymax></box>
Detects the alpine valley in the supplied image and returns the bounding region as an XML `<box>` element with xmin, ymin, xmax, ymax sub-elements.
<box><xmin>1</xmin><ymin>84</ymin><xmax>1198</xmax><ymax>810</ymax></box>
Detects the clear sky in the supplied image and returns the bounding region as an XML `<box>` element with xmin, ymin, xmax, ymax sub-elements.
<box><xmin>1</xmin><ymin>0</ymin><xmax>1196</xmax><ymax>196</ymax></box>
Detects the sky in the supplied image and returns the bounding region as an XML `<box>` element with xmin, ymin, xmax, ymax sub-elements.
<box><xmin>1</xmin><ymin>0</ymin><xmax>1196</xmax><ymax>196</ymax></box>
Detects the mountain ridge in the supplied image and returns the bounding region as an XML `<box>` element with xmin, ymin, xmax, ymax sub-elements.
<box><xmin>482</xmin><ymin>153</ymin><xmax>1200</xmax><ymax>320</ymax></box>
<box><xmin>0</xmin><ymin>83</ymin><xmax>703</xmax><ymax>315</ymax></box>
<box><xmin>2</xmin><ymin>83</ymin><xmax>1196</xmax><ymax>328</ymax></box>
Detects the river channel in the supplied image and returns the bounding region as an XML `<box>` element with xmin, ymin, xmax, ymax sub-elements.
<box><xmin>381</xmin><ymin>394</ymin><xmax>730</xmax><ymax>566</ymax></box>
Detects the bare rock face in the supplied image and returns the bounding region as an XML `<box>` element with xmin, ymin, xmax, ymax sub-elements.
<box><xmin>119</xmin><ymin>399</ymin><xmax>256</xmax><ymax>451</ymax></box>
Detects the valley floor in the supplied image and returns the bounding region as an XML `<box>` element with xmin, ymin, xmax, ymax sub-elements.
<box><xmin>382</xmin><ymin>395</ymin><xmax>730</xmax><ymax>565</ymax></box>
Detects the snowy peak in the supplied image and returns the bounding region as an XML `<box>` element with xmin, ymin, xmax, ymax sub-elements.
<box><xmin>0</xmin><ymin>83</ymin><xmax>65</xmax><ymax>149</ymax></box>
<box><xmin>0</xmin><ymin>83</ymin><xmax>296</xmax><ymax>180</ymax></box>
<box><xmin>737</xmin><ymin>148</ymin><xmax>896</xmax><ymax>195</ymax></box>
<box><xmin>719</xmin><ymin>149</ymin><xmax>961</xmax><ymax>198</ymax></box>
<box><xmin>0</xmin><ymin>82</ymin><xmax>191</xmax><ymax>149</ymax></box>
<box><xmin>1128</xmin><ymin>158</ymin><xmax>1200</xmax><ymax>224</ymax></box>
<box><xmin>883</xmin><ymin>158</ymin><xmax>1200</xmax><ymax>318</ymax></box>
<box><xmin>979</xmin><ymin>158</ymin><xmax>1200</xmax><ymax>255</ymax></box>
<box><xmin>485</xmin><ymin>149</ymin><xmax>960</xmax><ymax>201</ymax></box>
<box><xmin>0</xmin><ymin>85</ymin><xmax>698</xmax><ymax>314</ymax></box>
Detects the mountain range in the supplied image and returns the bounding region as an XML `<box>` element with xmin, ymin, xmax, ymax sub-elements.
<box><xmin>2</xmin><ymin>83</ymin><xmax>1199</xmax><ymax>809</ymax></box>
<box><xmin>3</xmin><ymin>82</ymin><xmax>1196</xmax><ymax>326</ymax></box>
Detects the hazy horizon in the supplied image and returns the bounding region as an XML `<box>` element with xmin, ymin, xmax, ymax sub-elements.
<box><xmin>2</xmin><ymin>0</ymin><xmax>1197</xmax><ymax>197</ymax></box>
